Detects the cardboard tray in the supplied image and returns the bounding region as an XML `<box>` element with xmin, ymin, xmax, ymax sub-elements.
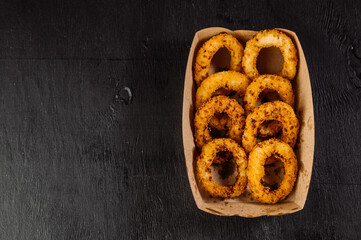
<box><xmin>182</xmin><ymin>27</ymin><xmax>314</xmax><ymax>217</ymax></box>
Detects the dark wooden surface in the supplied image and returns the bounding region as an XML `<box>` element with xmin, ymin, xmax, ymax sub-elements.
<box><xmin>0</xmin><ymin>0</ymin><xmax>360</xmax><ymax>239</ymax></box>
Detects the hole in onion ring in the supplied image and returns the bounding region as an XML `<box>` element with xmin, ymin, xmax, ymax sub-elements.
<box><xmin>228</xmin><ymin>90</ymin><xmax>244</xmax><ymax>105</ymax></box>
<box><xmin>211</xmin><ymin>153</ymin><xmax>238</xmax><ymax>186</ymax></box>
<box><xmin>212</xmin><ymin>88</ymin><xmax>233</xmax><ymax>97</ymax></box>
<box><xmin>209</xmin><ymin>47</ymin><xmax>231</xmax><ymax>75</ymax></box>
<box><xmin>209</xmin><ymin>115</ymin><xmax>229</xmax><ymax>138</ymax></box>
<box><xmin>259</xmin><ymin>89</ymin><xmax>280</xmax><ymax>103</ymax></box>
<box><xmin>209</xmin><ymin>128</ymin><xmax>228</xmax><ymax>139</ymax></box>
<box><xmin>212</xmin><ymin>89</ymin><xmax>243</xmax><ymax>106</ymax></box>
<box><xmin>261</xmin><ymin>156</ymin><xmax>285</xmax><ymax>191</ymax></box>
<box><xmin>256</xmin><ymin>121</ymin><xmax>283</xmax><ymax>142</ymax></box>
<box><xmin>255</xmin><ymin>89</ymin><xmax>280</xmax><ymax>108</ymax></box>
<box><xmin>257</xmin><ymin>47</ymin><xmax>284</xmax><ymax>74</ymax></box>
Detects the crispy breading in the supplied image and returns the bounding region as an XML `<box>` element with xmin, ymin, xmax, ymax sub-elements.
<box><xmin>195</xmin><ymin>71</ymin><xmax>250</xmax><ymax>131</ymax></box>
<box><xmin>196</xmin><ymin>71</ymin><xmax>250</xmax><ymax>109</ymax></box>
<box><xmin>197</xmin><ymin>138</ymin><xmax>248</xmax><ymax>198</ymax></box>
<box><xmin>194</xmin><ymin>96</ymin><xmax>245</xmax><ymax>148</ymax></box>
<box><xmin>242</xmin><ymin>29</ymin><xmax>298</xmax><ymax>80</ymax></box>
<box><xmin>194</xmin><ymin>33</ymin><xmax>244</xmax><ymax>86</ymax></box>
<box><xmin>247</xmin><ymin>139</ymin><xmax>298</xmax><ymax>203</ymax></box>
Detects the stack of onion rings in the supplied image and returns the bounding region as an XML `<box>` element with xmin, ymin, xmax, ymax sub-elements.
<box><xmin>194</xmin><ymin>33</ymin><xmax>244</xmax><ymax>86</ymax></box>
<box><xmin>196</xmin><ymin>71</ymin><xmax>250</xmax><ymax>131</ymax></box>
<box><xmin>247</xmin><ymin>138</ymin><xmax>298</xmax><ymax>203</ymax></box>
<box><xmin>197</xmin><ymin>138</ymin><xmax>248</xmax><ymax>198</ymax></box>
<box><xmin>192</xmin><ymin>30</ymin><xmax>301</xmax><ymax>203</ymax></box>
<box><xmin>244</xmin><ymin>74</ymin><xmax>294</xmax><ymax>137</ymax></box>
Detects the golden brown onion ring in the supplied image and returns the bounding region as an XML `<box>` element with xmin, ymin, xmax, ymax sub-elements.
<box><xmin>244</xmin><ymin>74</ymin><xmax>294</xmax><ymax>115</ymax></box>
<box><xmin>242</xmin><ymin>101</ymin><xmax>299</xmax><ymax>153</ymax></box>
<box><xmin>194</xmin><ymin>33</ymin><xmax>244</xmax><ymax>86</ymax></box>
<box><xmin>247</xmin><ymin>138</ymin><xmax>298</xmax><ymax>203</ymax></box>
<box><xmin>196</xmin><ymin>71</ymin><xmax>250</xmax><ymax>109</ymax></box>
<box><xmin>194</xmin><ymin>95</ymin><xmax>245</xmax><ymax>148</ymax></box>
<box><xmin>197</xmin><ymin>138</ymin><xmax>248</xmax><ymax>198</ymax></box>
<box><xmin>242</xmin><ymin>29</ymin><xmax>298</xmax><ymax>80</ymax></box>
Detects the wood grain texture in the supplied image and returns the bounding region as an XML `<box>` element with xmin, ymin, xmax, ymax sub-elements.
<box><xmin>0</xmin><ymin>0</ymin><xmax>360</xmax><ymax>239</ymax></box>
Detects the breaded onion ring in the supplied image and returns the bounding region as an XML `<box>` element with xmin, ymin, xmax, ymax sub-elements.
<box><xmin>194</xmin><ymin>33</ymin><xmax>244</xmax><ymax>86</ymax></box>
<box><xmin>244</xmin><ymin>74</ymin><xmax>294</xmax><ymax>115</ymax></box>
<box><xmin>242</xmin><ymin>29</ymin><xmax>298</xmax><ymax>80</ymax></box>
<box><xmin>247</xmin><ymin>138</ymin><xmax>298</xmax><ymax>203</ymax></box>
<box><xmin>197</xmin><ymin>138</ymin><xmax>248</xmax><ymax>198</ymax></box>
<box><xmin>244</xmin><ymin>74</ymin><xmax>294</xmax><ymax>137</ymax></box>
<box><xmin>194</xmin><ymin>95</ymin><xmax>245</xmax><ymax>148</ymax></box>
<box><xmin>242</xmin><ymin>101</ymin><xmax>299</xmax><ymax>153</ymax></box>
<box><xmin>196</xmin><ymin>71</ymin><xmax>251</xmax><ymax>109</ymax></box>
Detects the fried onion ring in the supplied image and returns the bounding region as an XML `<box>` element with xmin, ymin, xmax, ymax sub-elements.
<box><xmin>197</xmin><ymin>138</ymin><xmax>248</xmax><ymax>198</ymax></box>
<box><xmin>194</xmin><ymin>95</ymin><xmax>245</xmax><ymax>148</ymax></box>
<box><xmin>196</xmin><ymin>71</ymin><xmax>250</xmax><ymax>109</ymax></box>
<box><xmin>242</xmin><ymin>29</ymin><xmax>298</xmax><ymax>80</ymax></box>
<box><xmin>244</xmin><ymin>74</ymin><xmax>294</xmax><ymax>115</ymax></box>
<box><xmin>194</xmin><ymin>33</ymin><xmax>244</xmax><ymax>86</ymax></box>
<box><xmin>244</xmin><ymin>74</ymin><xmax>294</xmax><ymax>137</ymax></box>
<box><xmin>247</xmin><ymin>138</ymin><xmax>298</xmax><ymax>203</ymax></box>
<box><xmin>242</xmin><ymin>101</ymin><xmax>299</xmax><ymax>153</ymax></box>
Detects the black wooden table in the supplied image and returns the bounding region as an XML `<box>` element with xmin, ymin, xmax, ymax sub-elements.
<box><xmin>0</xmin><ymin>0</ymin><xmax>360</xmax><ymax>239</ymax></box>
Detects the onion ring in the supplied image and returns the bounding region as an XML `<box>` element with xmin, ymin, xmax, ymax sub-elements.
<box><xmin>244</xmin><ymin>74</ymin><xmax>294</xmax><ymax>137</ymax></box>
<box><xmin>196</xmin><ymin>71</ymin><xmax>250</xmax><ymax>109</ymax></box>
<box><xmin>247</xmin><ymin>138</ymin><xmax>298</xmax><ymax>203</ymax></box>
<box><xmin>194</xmin><ymin>33</ymin><xmax>244</xmax><ymax>86</ymax></box>
<box><xmin>242</xmin><ymin>29</ymin><xmax>298</xmax><ymax>80</ymax></box>
<box><xmin>244</xmin><ymin>74</ymin><xmax>294</xmax><ymax>115</ymax></box>
<box><xmin>194</xmin><ymin>95</ymin><xmax>245</xmax><ymax>148</ymax></box>
<box><xmin>197</xmin><ymin>138</ymin><xmax>248</xmax><ymax>198</ymax></box>
<box><xmin>242</xmin><ymin>101</ymin><xmax>299</xmax><ymax>153</ymax></box>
